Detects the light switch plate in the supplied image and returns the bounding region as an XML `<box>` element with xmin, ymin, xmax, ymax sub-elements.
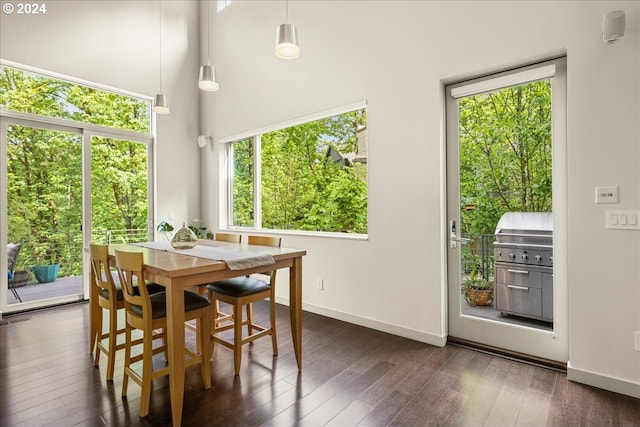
<box><xmin>606</xmin><ymin>210</ymin><xmax>640</xmax><ymax>230</ymax></box>
<box><xmin>595</xmin><ymin>186</ymin><xmax>618</xmax><ymax>204</ymax></box>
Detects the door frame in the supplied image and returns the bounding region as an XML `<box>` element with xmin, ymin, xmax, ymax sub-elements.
<box><xmin>444</xmin><ymin>57</ymin><xmax>568</xmax><ymax>362</ymax></box>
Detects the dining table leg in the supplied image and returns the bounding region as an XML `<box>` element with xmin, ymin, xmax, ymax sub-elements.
<box><xmin>289</xmin><ymin>256</ymin><xmax>303</xmax><ymax>370</ymax></box>
<box><xmin>165</xmin><ymin>279</ymin><xmax>186</xmax><ymax>427</ymax></box>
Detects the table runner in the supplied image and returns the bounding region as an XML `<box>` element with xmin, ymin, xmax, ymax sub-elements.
<box><xmin>132</xmin><ymin>241</ymin><xmax>275</xmax><ymax>270</ymax></box>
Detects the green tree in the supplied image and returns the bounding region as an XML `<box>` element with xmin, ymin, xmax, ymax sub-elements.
<box><xmin>1</xmin><ymin>66</ymin><xmax>150</xmax><ymax>275</ymax></box>
<box><xmin>459</xmin><ymin>81</ymin><xmax>552</xmax><ymax>237</ymax></box>
<box><xmin>246</xmin><ymin>109</ymin><xmax>367</xmax><ymax>234</ymax></box>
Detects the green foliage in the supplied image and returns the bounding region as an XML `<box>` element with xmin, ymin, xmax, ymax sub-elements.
<box><xmin>232</xmin><ymin>109</ymin><xmax>368</xmax><ymax>234</ymax></box>
<box><xmin>232</xmin><ymin>139</ymin><xmax>254</xmax><ymax>227</ymax></box>
<box><xmin>461</xmin><ymin>269</ymin><xmax>493</xmax><ymax>290</ymax></box>
<box><xmin>459</xmin><ymin>81</ymin><xmax>552</xmax><ymax>237</ymax></box>
<box><xmin>2</xmin><ymin>66</ymin><xmax>151</xmax><ymax>276</ymax></box>
<box><xmin>0</xmin><ymin>66</ymin><xmax>150</xmax><ymax>132</ymax></box>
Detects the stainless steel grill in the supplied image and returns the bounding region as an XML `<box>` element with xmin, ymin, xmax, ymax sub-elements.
<box><xmin>493</xmin><ymin>212</ymin><xmax>553</xmax><ymax>323</ymax></box>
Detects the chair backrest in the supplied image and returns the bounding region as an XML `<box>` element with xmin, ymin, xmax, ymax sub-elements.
<box><xmin>247</xmin><ymin>235</ymin><xmax>281</xmax><ymax>248</ymax></box>
<box><xmin>7</xmin><ymin>242</ymin><xmax>23</xmax><ymax>274</ymax></box>
<box><xmin>114</xmin><ymin>250</ymin><xmax>149</xmax><ymax>311</ymax></box>
<box><xmin>247</xmin><ymin>236</ymin><xmax>281</xmax><ymax>284</ymax></box>
<box><xmin>90</xmin><ymin>244</ymin><xmax>117</xmax><ymax>297</ymax></box>
<box><xmin>215</xmin><ymin>233</ymin><xmax>241</xmax><ymax>243</ymax></box>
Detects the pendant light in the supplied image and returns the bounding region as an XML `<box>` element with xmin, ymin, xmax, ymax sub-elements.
<box><xmin>199</xmin><ymin>0</ymin><xmax>219</xmax><ymax>91</ymax></box>
<box><xmin>275</xmin><ymin>0</ymin><xmax>300</xmax><ymax>60</ymax></box>
<box><xmin>153</xmin><ymin>0</ymin><xmax>170</xmax><ymax>114</ymax></box>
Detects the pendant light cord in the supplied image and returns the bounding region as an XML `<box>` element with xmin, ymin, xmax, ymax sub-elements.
<box><xmin>207</xmin><ymin>0</ymin><xmax>211</xmax><ymax>65</ymax></box>
<box><xmin>285</xmin><ymin>0</ymin><xmax>289</xmax><ymax>21</ymax></box>
<box><xmin>158</xmin><ymin>0</ymin><xmax>163</xmax><ymax>91</ymax></box>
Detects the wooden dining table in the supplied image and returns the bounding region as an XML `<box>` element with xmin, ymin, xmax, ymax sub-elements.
<box><xmin>89</xmin><ymin>239</ymin><xmax>306</xmax><ymax>427</ymax></box>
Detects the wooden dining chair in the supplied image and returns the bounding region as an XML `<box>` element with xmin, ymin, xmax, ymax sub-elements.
<box><xmin>211</xmin><ymin>233</ymin><xmax>242</xmax><ymax>323</ymax></box>
<box><xmin>214</xmin><ymin>232</ymin><xmax>242</xmax><ymax>243</ymax></box>
<box><xmin>187</xmin><ymin>232</ymin><xmax>243</xmax><ymax>352</ymax></box>
<box><xmin>90</xmin><ymin>243</ymin><xmax>129</xmax><ymax>382</ymax></box>
<box><xmin>206</xmin><ymin>235</ymin><xmax>281</xmax><ymax>375</ymax></box>
<box><xmin>114</xmin><ymin>249</ymin><xmax>212</xmax><ymax>418</ymax></box>
<box><xmin>90</xmin><ymin>244</ymin><xmax>166</xmax><ymax>382</ymax></box>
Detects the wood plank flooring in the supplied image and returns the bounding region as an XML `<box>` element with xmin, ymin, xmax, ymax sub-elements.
<box><xmin>1</xmin><ymin>301</ymin><xmax>638</xmax><ymax>426</ymax></box>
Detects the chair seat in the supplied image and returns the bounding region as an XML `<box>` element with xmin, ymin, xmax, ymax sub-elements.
<box><xmin>207</xmin><ymin>277</ymin><xmax>270</xmax><ymax>298</ymax></box>
<box><xmin>129</xmin><ymin>290</ymin><xmax>210</xmax><ymax>319</ymax></box>
<box><xmin>100</xmin><ymin>281</ymin><xmax>165</xmax><ymax>300</ymax></box>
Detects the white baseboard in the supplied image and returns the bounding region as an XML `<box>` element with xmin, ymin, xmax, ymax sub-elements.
<box><xmin>276</xmin><ymin>297</ymin><xmax>446</xmax><ymax>348</ymax></box>
<box><xmin>567</xmin><ymin>361</ymin><xmax>640</xmax><ymax>399</ymax></box>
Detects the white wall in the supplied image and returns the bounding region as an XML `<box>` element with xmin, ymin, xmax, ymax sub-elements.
<box><xmin>1</xmin><ymin>0</ymin><xmax>638</xmax><ymax>398</ymax></box>
<box><xmin>0</xmin><ymin>0</ymin><xmax>202</xmax><ymax>231</ymax></box>
<box><xmin>202</xmin><ymin>1</ymin><xmax>640</xmax><ymax>397</ymax></box>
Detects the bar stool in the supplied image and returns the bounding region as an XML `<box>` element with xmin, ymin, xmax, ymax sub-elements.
<box><xmin>187</xmin><ymin>232</ymin><xmax>242</xmax><ymax>352</ymax></box>
<box><xmin>90</xmin><ymin>244</ymin><xmax>127</xmax><ymax>382</ymax></box>
<box><xmin>210</xmin><ymin>233</ymin><xmax>242</xmax><ymax>323</ymax></box>
<box><xmin>90</xmin><ymin>244</ymin><xmax>165</xmax><ymax>382</ymax></box>
<box><xmin>115</xmin><ymin>249</ymin><xmax>212</xmax><ymax>417</ymax></box>
<box><xmin>206</xmin><ymin>235</ymin><xmax>281</xmax><ymax>375</ymax></box>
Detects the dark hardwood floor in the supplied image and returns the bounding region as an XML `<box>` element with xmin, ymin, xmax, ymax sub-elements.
<box><xmin>1</xmin><ymin>301</ymin><xmax>638</xmax><ymax>426</ymax></box>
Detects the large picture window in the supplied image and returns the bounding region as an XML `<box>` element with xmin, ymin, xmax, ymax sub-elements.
<box><xmin>226</xmin><ymin>103</ymin><xmax>368</xmax><ymax>236</ymax></box>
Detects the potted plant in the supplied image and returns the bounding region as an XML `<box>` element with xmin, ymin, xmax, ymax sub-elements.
<box><xmin>157</xmin><ymin>221</ymin><xmax>174</xmax><ymax>241</ymax></box>
<box><xmin>33</xmin><ymin>252</ymin><xmax>60</xmax><ymax>283</ymax></box>
<box><xmin>461</xmin><ymin>266</ymin><xmax>494</xmax><ymax>307</ymax></box>
<box><xmin>189</xmin><ymin>219</ymin><xmax>213</xmax><ymax>240</ymax></box>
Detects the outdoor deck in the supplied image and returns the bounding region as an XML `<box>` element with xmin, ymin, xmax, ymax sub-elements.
<box><xmin>8</xmin><ymin>275</ymin><xmax>83</xmax><ymax>305</ymax></box>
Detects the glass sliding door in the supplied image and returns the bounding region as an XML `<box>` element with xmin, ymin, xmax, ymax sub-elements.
<box><xmin>1</xmin><ymin>62</ymin><xmax>154</xmax><ymax>315</ymax></box>
<box><xmin>3</xmin><ymin>121</ymin><xmax>84</xmax><ymax>309</ymax></box>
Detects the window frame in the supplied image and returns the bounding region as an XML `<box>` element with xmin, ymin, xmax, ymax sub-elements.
<box><xmin>220</xmin><ymin>101</ymin><xmax>369</xmax><ymax>240</ymax></box>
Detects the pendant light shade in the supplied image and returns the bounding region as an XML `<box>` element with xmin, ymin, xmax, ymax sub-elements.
<box><xmin>153</xmin><ymin>93</ymin><xmax>170</xmax><ymax>115</ymax></box>
<box><xmin>199</xmin><ymin>64</ymin><xmax>219</xmax><ymax>91</ymax></box>
<box><xmin>275</xmin><ymin>23</ymin><xmax>300</xmax><ymax>60</ymax></box>
<box><xmin>199</xmin><ymin>0</ymin><xmax>219</xmax><ymax>92</ymax></box>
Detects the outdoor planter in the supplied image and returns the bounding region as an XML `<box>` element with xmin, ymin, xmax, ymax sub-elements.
<box><xmin>464</xmin><ymin>286</ymin><xmax>493</xmax><ymax>306</ymax></box>
<box><xmin>461</xmin><ymin>266</ymin><xmax>494</xmax><ymax>307</ymax></box>
<box><xmin>33</xmin><ymin>263</ymin><xmax>60</xmax><ymax>283</ymax></box>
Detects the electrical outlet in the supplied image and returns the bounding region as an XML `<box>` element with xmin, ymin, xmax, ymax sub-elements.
<box><xmin>635</xmin><ymin>331</ymin><xmax>640</xmax><ymax>352</ymax></box>
<box><xmin>316</xmin><ymin>278</ymin><xmax>324</xmax><ymax>290</ymax></box>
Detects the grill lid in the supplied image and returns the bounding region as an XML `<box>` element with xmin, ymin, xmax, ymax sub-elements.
<box><xmin>495</xmin><ymin>212</ymin><xmax>553</xmax><ymax>234</ymax></box>
<box><xmin>495</xmin><ymin>212</ymin><xmax>553</xmax><ymax>246</ymax></box>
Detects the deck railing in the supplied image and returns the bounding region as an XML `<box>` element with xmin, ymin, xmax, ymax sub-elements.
<box><xmin>10</xmin><ymin>228</ymin><xmax>149</xmax><ymax>279</ymax></box>
<box><xmin>104</xmin><ymin>228</ymin><xmax>149</xmax><ymax>244</ymax></box>
<box><xmin>460</xmin><ymin>234</ymin><xmax>495</xmax><ymax>280</ymax></box>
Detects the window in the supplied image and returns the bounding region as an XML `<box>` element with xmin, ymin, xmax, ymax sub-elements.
<box><xmin>0</xmin><ymin>64</ymin><xmax>151</xmax><ymax>133</ymax></box>
<box><xmin>451</xmin><ymin>62</ymin><xmax>557</xmax><ymax>237</ymax></box>
<box><xmin>225</xmin><ymin>103</ymin><xmax>368</xmax><ymax>236</ymax></box>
